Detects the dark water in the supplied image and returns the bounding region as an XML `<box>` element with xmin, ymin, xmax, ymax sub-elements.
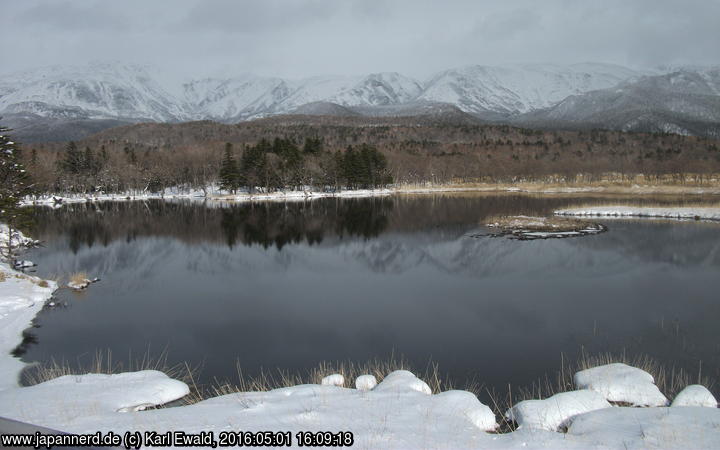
<box><xmin>18</xmin><ymin>194</ymin><xmax>720</xmax><ymax>399</ymax></box>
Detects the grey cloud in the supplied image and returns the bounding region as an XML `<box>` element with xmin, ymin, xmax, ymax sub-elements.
<box><xmin>1</xmin><ymin>0</ymin><xmax>719</xmax><ymax>81</ymax></box>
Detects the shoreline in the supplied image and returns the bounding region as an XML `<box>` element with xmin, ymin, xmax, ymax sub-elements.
<box><xmin>19</xmin><ymin>182</ymin><xmax>720</xmax><ymax>208</ymax></box>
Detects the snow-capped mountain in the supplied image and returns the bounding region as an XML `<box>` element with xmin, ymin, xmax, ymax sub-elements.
<box><xmin>515</xmin><ymin>68</ymin><xmax>720</xmax><ymax>138</ymax></box>
<box><xmin>183</xmin><ymin>72</ymin><xmax>424</xmax><ymax>121</ymax></box>
<box><xmin>418</xmin><ymin>63</ymin><xmax>647</xmax><ymax>115</ymax></box>
<box><xmin>0</xmin><ymin>62</ymin><xmax>186</xmax><ymax>122</ymax></box>
<box><xmin>1</xmin><ymin>61</ymin><xmax>719</xmax><ymax>141</ymax></box>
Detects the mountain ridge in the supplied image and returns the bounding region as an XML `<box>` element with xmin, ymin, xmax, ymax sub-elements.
<box><xmin>1</xmin><ymin>62</ymin><xmax>719</xmax><ymax>141</ymax></box>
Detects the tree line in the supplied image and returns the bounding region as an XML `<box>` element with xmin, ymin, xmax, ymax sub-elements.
<box><xmin>40</xmin><ymin>136</ymin><xmax>392</xmax><ymax>195</ymax></box>
<box><xmin>14</xmin><ymin>116</ymin><xmax>720</xmax><ymax>195</ymax></box>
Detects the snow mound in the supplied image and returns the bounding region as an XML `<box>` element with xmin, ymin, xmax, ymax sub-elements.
<box><xmin>568</xmin><ymin>406</ymin><xmax>720</xmax><ymax>449</ymax></box>
<box><xmin>321</xmin><ymin>373</ymin><xmax>345</xmax><ymax>387</ymax></box>
<box><xmin>505</xmin><ymin>390</ymin><xmax>611</xmax><ymax>431</ymax></box>
<box><xmin>555</xmin><ymin>206</ymin><xmax>720</xmax><ymax>221</ymax></box>
<box><xmin>0</xmin><ymin>370</ymin><xmax>189</xmax><ymax>421</ymax></box>
<box><xmin>671</xmin><ymin>385</ymin><xmax>718</xmax><ymax>408</ymax></box>
<box><xmin>434</xmin><ymin>390</ymin><xmax>498</xmax><ymax>431</ymax></box>
<box><xmin>355</xmin><ymin>374</ymin><xmax>377</xmax><ymax>391</ymax></box>
<box><xmin>574</xmin><ymin>363</ymin><xmax>668</xmax><ymax>406</ymax></box>
<box><xmin>373</xmin><ymin>370</ymin><xmax>432</xmax><ymax>395</ymax></box>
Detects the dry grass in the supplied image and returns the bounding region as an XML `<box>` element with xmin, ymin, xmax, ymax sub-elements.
<box><xmin>0</xmin><ymin>271</ymin><xmax>6</xmax><ymax>282</ymax></box>
<box><xmin>397</xmin><ymin>177</ymin><xmax>720</xmax><ymax>196</ymax></box>
<box><xmin>485</xmin><ymin>215</ymin><xmax>597</xmax><ymax>232</ymax></box>
<box><xmin>37</xmin><ymin>279</ymin><xmax>49</xmax><ymax>287</ymax></box>
<box><xmin>198</xmin><ymin>355</ymin><xmax>449</xmax><ymax>403</ymax></box>
<box><xmin>21</xmin><ymin>349</ymin><xmax>200</xmax><ymax>406</ymax></box>
<box><xmin>486</xmin><ymin>351</ymin><xmax>715</xmax><ymax>432</ymax></box>
<box><xmin>68</xmin><ymin>271</ymin><xmax>89</xmax><ymax>285</ymax></box>
<box><xmin>21</xmin><ymin>350</ymin><xmax>715</xmax><ymax>429</ymax></box>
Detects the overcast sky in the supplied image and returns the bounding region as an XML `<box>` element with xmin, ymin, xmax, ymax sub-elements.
<box><xmin>2</xmin><ymin>0</ymin><xmax>719</xmax><ymax>82</ymax></box>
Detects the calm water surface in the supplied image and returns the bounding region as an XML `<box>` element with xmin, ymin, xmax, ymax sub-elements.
<box><xmin>18</xmin><ymin>194</ymin><xmax>720</xmax><ymax>398</ymax></box>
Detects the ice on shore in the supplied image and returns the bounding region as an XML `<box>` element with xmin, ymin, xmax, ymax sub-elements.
<box><xmin>671</xmin><ymin>385</ymin><xmax>718</xmax><ymax>408</ymax></box>
<box><xmin>506</xmin><ymin>389</ymin><xmax>611</xmax><ymax>431</ymax></box>
<box><xmin>574</xmin><ymin>363</ymin><xmax>668</xmax><ymax>406</ymax></box>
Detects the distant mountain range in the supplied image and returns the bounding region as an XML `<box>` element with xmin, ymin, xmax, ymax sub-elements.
<box><xmin>1</xmin><ymin>62</ymin><xmax>719</xmax><ymax>142</ymax></box>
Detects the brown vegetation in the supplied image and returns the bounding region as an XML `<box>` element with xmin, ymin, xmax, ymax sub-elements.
<box><xmin>22</xmin><ymin>115</ymin><xmax>720</xmax><ymax>194</ymax></box>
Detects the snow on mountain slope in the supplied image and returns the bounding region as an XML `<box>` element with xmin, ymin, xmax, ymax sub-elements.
<box><xmin>185</xmin><ymin>72</ymin><xmax>424</xmax><ymax>121</ymax></box>
<box><xmin>329</xmin><ymin>72</ymin><xmax>424</xmax><ymax>106</ymax></box>
<box><xmin>418</xmin><ymin>63</ymin><xmax>647</xmax><ymax>115</ymax></box>
<box><xmin>518</xmin><ymin>68</ymin><xmax>720</xmax><ymax>137</ymax></box>
<box><xmin>183</xmin><ymin>74</ymin><xmax>291</xmax><ymax>121</ymax></box>
<box><xmin>0</xmin><ymin>62</ymin><xmax>187</xmax><ymax>122</ymax></box>
<box><xmin>7</xmin><ymin>61</ymin><xmax>717</xmax><ymax>141</ymax></box>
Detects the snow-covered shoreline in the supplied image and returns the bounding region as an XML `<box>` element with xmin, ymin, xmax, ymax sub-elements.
<box><xmin>555</xmin><ymin>206</ymin><xmax>720</xmax><ymax>221</ymax></box>
<box><xmin>0</xmin><ymin>262</ymin><xmax>56</xmax><ymax>391</ymax></box>
<box><xmin>1</xmin><ymin>227</ymin><xmax>719</xmax><ymax>448</ymax></box>
<box><xmin>20</xmin><ymin>182</ymin><xmax>720</xmax><ymax>208</ymax></box>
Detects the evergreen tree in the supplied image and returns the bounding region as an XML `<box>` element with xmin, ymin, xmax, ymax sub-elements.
<box><xmin>0</xmin><ymin>126</ymin><xmax>34</xmax><ymax>262</ymax></box>
<box><xmin>219</xmin><ymin>143</ymin><xmax>240</xmax><ymax>193</ymax></box>
<box><xmin>59</xmin><ymin>141</ymin><xmax>83</xmax><ymax>175</ymax></box>
<box><xmin>303</xmin><ymin>137</ymin><xmax>323</xmax><ymax>154</ymax></box>
<box><xmin>240</xmin><ymin>143</ymin><xmax>268</xmax><ymax>193</ymax></box>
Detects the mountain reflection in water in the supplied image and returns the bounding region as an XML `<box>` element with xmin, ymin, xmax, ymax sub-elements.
<box><xmin>21</xmin><ymin>194</ymin><xmax>720</xmax><ymax>400</ymax></box>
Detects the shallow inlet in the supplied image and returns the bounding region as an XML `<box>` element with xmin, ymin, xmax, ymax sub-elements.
<box><xmin>18</xmin><ymin>193</ymin><xmax>720</xmax><ymax>402</ymax></box>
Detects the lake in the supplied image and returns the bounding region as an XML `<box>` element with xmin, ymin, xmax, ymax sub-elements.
<box><xmin>18</xmin><ymin>193</ymin><xmax>720</xmax><ymax>401</ymax></box>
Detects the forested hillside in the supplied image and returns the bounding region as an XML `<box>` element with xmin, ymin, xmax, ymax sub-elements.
<box><xmin>21</xmin><ymin>115</ymin><xmax>720</xmax><ymax>194</ymax></box>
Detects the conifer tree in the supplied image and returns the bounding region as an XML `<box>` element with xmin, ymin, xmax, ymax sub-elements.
<box><xmin>59</xmin><ymin>141</ymin><xmax>83</xmax><ymax>175</ymax></box>
<box><xmin>0</xmin><ymin>126</ymin><xmax>33</xmax><ymax>262</ymax></box>
<box><xmin>219</xmin><ymin>143</ymin><xmax>240</xmax><ymax>193</ymax></box>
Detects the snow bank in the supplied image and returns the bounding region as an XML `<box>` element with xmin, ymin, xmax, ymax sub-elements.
<box><xmin>671</xmin><ymin>385</ymin><xmax>718</xmax><ymax>408</ymax></box>
<box><xmin>0</xmin><ymin>370</ymin><xmax>190</xmax><ymax>423</ymax></box>
<box><xmin>555</xmin><ymin>206</ymin><xmax>720</xmax><ymax>221</ymax></box>
<box><xmin>0</xmin><ymin>262</ymin><xmax>57</xmax><ymax>391</ymax></box>
<box><xmin>433</xmin><ymin>390</ymin><xmax>498</xmax><ymax>431</ymax></box>
<box><xmin>506</xmin><ymin>390</ymin><xmax>611</xmax><ymax>431</ymax></box>
<box><xmin>574</xmin><ymin>363</ymin><xmax>668</xmax><ymax>406</ymax></box>
<box><xmin>567</xmin><ymin>406</ymin><xmax>720</xmax><ymax>449</ymax></box>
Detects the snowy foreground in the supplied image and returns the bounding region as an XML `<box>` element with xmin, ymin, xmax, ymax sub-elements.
<box><xmin>1</xmin><ymin>249</ymin><xmax>719</xmax><ymax>448</ymax></box>
<box><xmin>555</xmin><ymin>206</ymin><xmax>720</xmax><ymax>221</ymax></box>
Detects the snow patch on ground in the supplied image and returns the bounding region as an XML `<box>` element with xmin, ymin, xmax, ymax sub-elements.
<box><xmin>555</xmin><ymin>206</ymin><xmax>720</xmax><ymax>221</ymax></box>
<box><xmin>574</xmin><ymin>363</ymin><xmax>668</xmax><ymax>406</ymax></box>
<box><xmin>0</xmin><ymin>262</ymin><xmax>57</xmax><ymax>391</ymax></box>
<box><xmin>567</xmin><ymin>406</ymin><xmax>720</xmax><ymax>449</ymax></box>
<box><xmin>671</xmin><ymin>385</ymin><xmax>718</xmax><ymax>408</ymax></box>
<box><xmin>506</xmin><ymin>390</ymin><xmax>611</xmax><ymax>431</ymax></box>
<box><xmin>0</xmin><ymin>370</ymin><xmax>190</xmax><ymax>421</ymax></box>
